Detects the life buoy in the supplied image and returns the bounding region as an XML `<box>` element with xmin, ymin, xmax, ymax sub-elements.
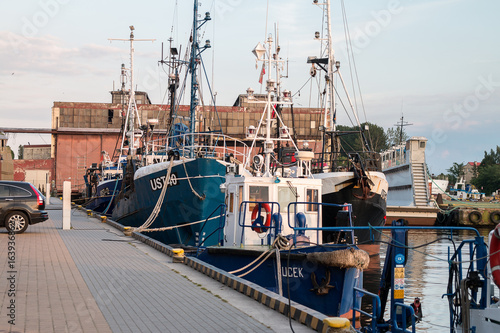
<box><xmin>490</xmin><ymin>224</ymin><xmax>500</xmax><ymax>288</ymax></box>
<box><xmin>490</xmin><ymin>211</ymin><xmax>500</xmax><ymax>224</ymax></box>
<box><xmin>251</xmin><ymin>203</ymin><xmax>271</xmax><ymax>233</ymax></box>
<box><xmin>468</xmin><ymin>211</ymin><xmax>482</xmax><ymax>224</ymax></box>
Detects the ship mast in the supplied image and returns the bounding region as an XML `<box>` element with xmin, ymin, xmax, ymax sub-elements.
<box><xmin>109</xmin><ymin>26</ymin><xmax>155</xmax><ymax>157</ymax></box>
<box><xmin>188</xmin><ymin>0</ymin><xmax>211</xmax><ymax>158</ymax></box>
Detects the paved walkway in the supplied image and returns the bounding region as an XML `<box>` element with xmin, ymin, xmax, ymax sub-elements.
<box><xmin>0</xmin><ymin>199</ymin><xmax>314</xmax><ymax>333</ymax></box>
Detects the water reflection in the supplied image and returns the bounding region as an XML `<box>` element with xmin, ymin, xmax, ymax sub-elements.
<box><xmin>362</xmin><ymin>228</ymin><xmax>493</xmax><ymax>332</ymax></box>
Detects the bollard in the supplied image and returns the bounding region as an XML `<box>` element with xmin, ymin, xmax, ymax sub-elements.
<box><xmin>123</xmin><ymin>227</ymin><xmax>133</xmax><ymax>236</ymax></box>
<box><xmin>62</xmin><ymin>181</ymin><xmax>71</xmax><ymax>230</ymax></box>
<box><xmin>46</xmin><ymin>182</ymin><xmax>51</xmax><ymax>204</ymax></box>
<box><xmin>172</xmin><ymin>249</ymin><xmax>185</xmax><ymax>263</ymax></box>
<box><xmin>101</xmin><ymin>216</ymin><xmax>107</xmax><ymax>223</ymax></box>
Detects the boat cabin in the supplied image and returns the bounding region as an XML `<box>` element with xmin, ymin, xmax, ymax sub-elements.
<box><xmin>223</xmin><ymin>173</ymin><xmax>323</xmax><ymax>248</ymax></box>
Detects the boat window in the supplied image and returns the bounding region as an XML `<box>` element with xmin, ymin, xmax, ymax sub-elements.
<box><xmin>306</xmin><ymin>189</ymin><xmax>318</xmax><ymax>212</ymax></box>
<box><xmin>278</xmin><ymin>186</ymin><xmax>297</xmax><ymax>214</ymax></box>
<box><xmin>238</xmin><ymin>186</ymin><xmax>243</xmax><ymax>211</ymax></box>
<box><xmin>229</xmin><ymin>192</ymin><xmax>234</xmax><ymax>213</ymax></box>
<box><xmin>249</xmin><ymin>186</ymin><xmax>269</xmax><ymax>211</ymax></box>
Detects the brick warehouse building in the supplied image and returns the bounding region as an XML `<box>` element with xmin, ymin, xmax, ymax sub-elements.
<box><xmin>48</xmin><ymin>90</ymin><xmax>324</xmax><ymax>194</ymax></box>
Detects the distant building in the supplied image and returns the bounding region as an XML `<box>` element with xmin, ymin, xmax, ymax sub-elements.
<box><xmin>23</xmin><ymin>144</ymin><xmax>51</xmax><ymax>160</ymax></box>
<box><xmin>463</xmin><ymin>161</ymin><xmax>480</xmax><ymax>184</ymax></box>
<box><xmin>0</xmin><ymin>132</ymin><xmax>14</xmax><ymax>180</ymax></box>
<box><xmin>13</xmin><ymin>144</ymin><xmax>53</xmax><ymax>193</ymax></box>
<box><xmin>50</xmin><ymin>87</ymin><xmax>324</xmax><ymax>194</ymax></box>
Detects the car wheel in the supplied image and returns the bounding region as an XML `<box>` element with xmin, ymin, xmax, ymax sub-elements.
<box><xmin>5</xmin><ymin>211</ymin><xmax>29</xmax><ymax>234</ymax></box>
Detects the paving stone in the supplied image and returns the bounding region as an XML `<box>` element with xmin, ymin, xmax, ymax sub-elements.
<box><xmin>1</xmin><ymin>197</ymin><xmax>316</xmax><ymax>333</ymax></box>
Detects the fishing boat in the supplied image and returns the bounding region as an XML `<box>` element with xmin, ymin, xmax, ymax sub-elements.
<box><xmin>111</xmin><ymin>1</ymin><xmax>248</xmax><ymax>247</ymax></box>
<box><xmin>82</xmin><ymin>62</ymin><xmax>135</xmax><ymax>215</ymax></box>
<box><xmin>83</xmin><ymin>152</ymin><xmax>124</xmax><ymax>215</ymax></box>
<box><xmin>307</xmin><ymin>0</ymin><xmax>388</xmax><ymax>254</ymax></box>
<box><xmin>196</xmin><ymin>28</ymin><xmax>369</xmax><ymax>317</ymax></box>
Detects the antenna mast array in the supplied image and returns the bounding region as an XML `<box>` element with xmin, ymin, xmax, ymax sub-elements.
<box><xmin>109</xmin><ymin>26</ymin><xmax>155</xmax><ymax>156</ymax></box>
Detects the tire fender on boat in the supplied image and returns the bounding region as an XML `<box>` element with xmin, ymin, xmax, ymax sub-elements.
<box><xmin>468</xmin><ymin>210</ymin><xmax>482</xmax><ymax>224</ymax></box>
<box><xmin>251</xmin><ymin>203</ymin><xmax>271</xmax><ymax>233</ymax></box>
<box><xmin>490</xmin><ymin>224</ymin><xmax>500</xmax><ymax>288</ymax></box>
<box><xmin>490</xmin><ymin>211</ymin><xmax>500</xmax><ymax>224</ymax></box>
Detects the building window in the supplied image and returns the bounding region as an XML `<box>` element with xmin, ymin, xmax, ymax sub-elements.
<box><xmin>108</xmin><ymin>109</ymin><xmax>114</xmax><ymax>124</ymax></box>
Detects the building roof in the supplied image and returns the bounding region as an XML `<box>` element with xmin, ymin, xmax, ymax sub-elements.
<box><xmin>467</xmin><ymin>162</ymin><xmax>480</xmax><ymax>166</ymax></box>
<box><xmin>24</xmin><ymin>144</ymin><xmax>51</xmax><ymax>148</ymax></box>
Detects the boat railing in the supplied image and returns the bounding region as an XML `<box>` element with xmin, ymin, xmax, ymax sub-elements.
<box><xmin>446</xmin><ymin>235</ymin><xmax>492</xmax><ymax>332</ymax></box>
<box><xmin>144</xmin><ymin>132</ymin><xmax>249</xmax><ymax>165</ymax></box>
<box><xmin>287</xmin><ymin>202</ymin><xmax>355</xmax><ymax>245</ymax></box>
<box><xmin>381</xmin><ymin>144</ymin><xmax>408</xmax><ymax>170</ymax></box>
<box><xmin>196</xmin><ymin>203</ymin><xmax>227</xmax><ymax>250</ymax></box>
<box><xmin>352</xmin><ymin>287</ymin><xmax>382</xmax><ymax>333</ymax></box>
<box><xmin>311</xmin><ymin>151</ymin><xmax>382</xmax><ymax>173</ymax></box>
<box><xmin>238</xmin><ymin>201</ymin><xmax>281</xmax><ymax>245</ymax></box>
<box><xmin>391</xmin><ymin>303</ymin><xmax>416</xmax><ymax>333</ymax></box>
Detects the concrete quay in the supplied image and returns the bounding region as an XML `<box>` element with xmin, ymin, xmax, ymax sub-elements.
<box><xmin>0</xmin><ymin>199</ymin><xmax>318</xmax><ymax>333</ymax></box>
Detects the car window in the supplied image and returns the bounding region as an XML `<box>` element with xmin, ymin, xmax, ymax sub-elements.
<box><xmin>0</xmin><ymin>185</ymin><xmax>31</xmax><ymax>197</ymax></box>
<box><xmin>0</xmin><ymin>185</ymin><xmax>8</xmax><ymax>197</ymax></box>
<box><xmin>11</xmin><ymin>186</ymin><xmax>31</xmax><ymax>197</ymax></box>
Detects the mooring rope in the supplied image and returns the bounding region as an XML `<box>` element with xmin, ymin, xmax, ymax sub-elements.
<box><xmin>182</xmin><ymin>158</ymin><xmax>205</xmax><ymax>200</ymax></box>
<box><xmin>229</xmin><ymin>235</ymin><xmax>290</xmax><ymax>278</ymax></box>
<box><xmin>140</xmin><ymin>214</ymin><xmax>223</xmax><ymax>232</ymax></box>
<box><xmin>136</xmin><ymin>157</ymin><xmax>174</xmax><ymax>232</ymax></box>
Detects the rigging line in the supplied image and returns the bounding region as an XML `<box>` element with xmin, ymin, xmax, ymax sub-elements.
<box><xmin>340</xmin><ymin>0</ymin><xmax>359</xmax><ymax>116</ymax></box>
<box><xmin>291</xmin><ymin>76</ymin><xmax>312</xmax><ymax>97</ymax></box>
<box><xmin>200</xmin><ymin>55</ymin><xmax>223</xmax><ymax>132</ymax></box>
<box><xmin>341</xmin><ymin>0</ymin><xmax>372</xmax><ymax>148</ymax></box>
<box><xmin>308</xmin><ymin>74</ymin><xmax>314</xmax><ymax>108</ymax></box>
<box><xmin>333</xmin><ymin>84</ymin><xmax>355</xmax><ymax>127</ymax></box>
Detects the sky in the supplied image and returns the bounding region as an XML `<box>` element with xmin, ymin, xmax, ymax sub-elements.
<box><xmin>0</xmin><ymin>0</ymin><xmax>499</xmax><ymax>175</ymax></box>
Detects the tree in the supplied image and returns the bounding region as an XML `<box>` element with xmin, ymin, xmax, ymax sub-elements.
<box><xmin>17</xmin><ymin>145</ymin><xmax>24</xmax><ymax>159</ymax></box>
<box><xmin>336</xmin><ymin>122</ymin><xmax>388</xmax><ymax>153</ymax></box>
<box><xmin>447</xmin><ymin>162</ymin><xmax>464</xmax><ymax>185</ymax></box>
<box><xmin>472</xmin><ymin>145</ymin><xmax>500</xmax><ymax>194</ymax></box>
<box><xmin>363</xmin><ymin>122</ymin><xmax>388</xmax><ymax>152</ymax></box>
<box><xmin>386</xmin><ymin>126</ymin><xmax>409</xmax><ymax>147</ymax></box>
<box><xmin>471</xmin><ymin>164</ymin><xmax>500</xmax><ymax>195</ymax></box>
<box><xmin>479</xmin><ymin>146</ymin><xmax>500</xmax><ymax>168</ymax></box>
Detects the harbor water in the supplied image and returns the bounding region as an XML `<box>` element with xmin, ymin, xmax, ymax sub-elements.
<box><xmin>362</xmin><ymin>228</ymin><xmax>494</xmax><ymax>332</ymax></box>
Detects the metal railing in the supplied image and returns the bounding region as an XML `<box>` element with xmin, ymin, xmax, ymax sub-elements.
<box><xmin>352</xmin><ymin>287</ymin><xmax>382</xmax><ymax>333</ymax></box>
<box><xmin>144</xmin><ymin>132</ymin><xmax>249</xmax><ymax>165</ymax></box>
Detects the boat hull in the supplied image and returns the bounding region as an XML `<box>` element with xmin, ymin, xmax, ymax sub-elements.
<box><xmin>197</xmin><ymin>245</ymin><xmax>364</xmax><ymax>316</ymax></box>
<box><xmin>315</xmin><ymin>171</ymin><xmax>388</xmax><ymax>254</ymax></box>
<box><xmin>84</xmin><ymin>178</ymin><xmax>121</xmax><ymax>215</ymax></box>
<box><xmin>112</xmin><ymin>158</ymin><xmax>227</xmax><ymax>247</ymax></box>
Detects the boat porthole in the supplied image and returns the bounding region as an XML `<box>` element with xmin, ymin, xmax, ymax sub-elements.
<box><xmin>490</xmin><ymin>211</ymin><xmax>500</xmax><ymax>224</ymax></box>
<box><xmin>468</xmin><ymin>211</ymin><xmax>482</xmax><ymax>224</ymax></box>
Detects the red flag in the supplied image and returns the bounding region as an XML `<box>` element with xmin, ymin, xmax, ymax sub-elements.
<box><xmin>258</xmin><ymin>63</ymin><xmax>265</xmax><ymax>84</ymax></box>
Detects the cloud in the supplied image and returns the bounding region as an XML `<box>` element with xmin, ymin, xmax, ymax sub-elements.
<box><xmin>0</xmin><ymin>31</ymin><xmax>124</xmax><ymax>76</ymax></box>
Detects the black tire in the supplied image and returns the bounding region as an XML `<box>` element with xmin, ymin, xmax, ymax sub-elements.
<box><xmin>468</xmin><ymin>211</ymin><xmax>482</xmax><ymax>224</ymax></box>
<box><xmin>490</xmin><ymin>211</ymin><xmax>500</xmax><ymax>224</ymax></box>
<box><xmin>5</xmin><ymin>211</ymin><xmax>29</xmax><ymax>234</ymax></box>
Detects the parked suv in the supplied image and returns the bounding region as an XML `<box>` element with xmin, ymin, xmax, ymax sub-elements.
<box><xmin>0</xmin><ymin>180</ymin><xmax>49</xmax><ymax>233</ymax></box>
